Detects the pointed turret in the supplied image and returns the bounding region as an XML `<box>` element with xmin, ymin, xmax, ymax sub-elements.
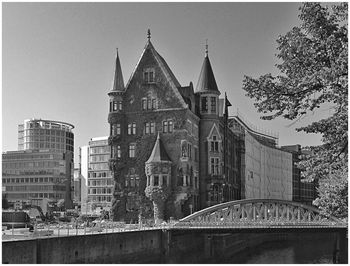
<box><xmin>195</xmin><ymin>43</ymin><xmax>220</xmax><ymax>94</ymax></box>
<box><xmin>146</xmin><ymin>133</ymin><xmax>171</xmax><ymax>163</ymax></box>
<box><xmin>111</xmin><ymin>49</ymin><xmax>125</xmax><ymax>92</ymax></box>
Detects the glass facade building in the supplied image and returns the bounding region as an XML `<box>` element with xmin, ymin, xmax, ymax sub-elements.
<box><xmin>2</xmin><ymin>118</ymin><xmax>74</xmax><ymax>209</ymax></box>
<box><xmin>18</xmin><ymin>119</ymin><xmax>74</xmax><ymax>153</ymax></box>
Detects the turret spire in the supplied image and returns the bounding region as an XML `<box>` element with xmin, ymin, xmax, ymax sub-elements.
<box><xmin>147</xmin><ymin>29</ymin><xmax>151</xmax><ymax>41</ymax></box>
<box><xmin>195</xmin><ymin>44</ymin><xmax>220</xmax><ymax>94</ymax></box>
<box><xmin>112</xmin><ymin>48</ymin><xmax>125</xmax><ymax>91</ymax></box>
<box><xmin>146</xmin><ymin>133</ymin><xmax>171</xmax><ymax>163</ymax></box>
<box><xmin>205</xmin><ymin>39</ymin><xmax>208</xmax><ymax>57</ymax></box>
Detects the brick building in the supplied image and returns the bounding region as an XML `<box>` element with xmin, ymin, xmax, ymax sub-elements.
<box><xmin>107</xmin><ymin>33</ymin><xmax>244</xmax><ymax>222</ymax></box>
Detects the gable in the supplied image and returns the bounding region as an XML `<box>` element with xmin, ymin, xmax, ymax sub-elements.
<box><xmin>124</xmin><ymin>41</ymin><xmax>187</xmax><ymax>112</ymax></box>
<box><xmin>207</xmin><ymin>123</ymin><xmax>222</xmax><ymax>141</ymax></box>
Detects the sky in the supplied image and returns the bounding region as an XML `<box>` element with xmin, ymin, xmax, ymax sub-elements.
<box><xmin>3</xmin><ymin>2</ymin><xmax>328</xmax><ymax>164</ymax></box>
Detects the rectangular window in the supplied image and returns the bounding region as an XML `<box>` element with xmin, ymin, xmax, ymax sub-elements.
<box><xmin>194</xmin><ymin>147</ymin><xmax>198</xmax><ymax>162</ymax></box>
<box><xmin>129</xmin><ymin>143</ymin><xmax>136</xmax><ymax>158</ymax></box>
<box><xmin>145</xmin><ymin>122</ymin><xmax>150</xmax><ymax>134</ymax></box>
<box><xmin>132</xmin><ymin>123</ymin><xmax>136</xmax><ymax>135</ymax></box>
<box><xmin>116</xmin><ymin>124</ymin><xmax>121</xmax><ymax>135</ymax></box>
<box><xmin>147</xmin><ymin>99</ymin><xmax>152</xmax><ymax>110</ymax></box>
<box><xmin>168</xmin><ymin>120</ymin><xmax>173</xmax><ymax>133</ymax></box>
<box><xmin>117</xmin><ymin>146</ymin><xmax>121</xmax><ymax>158</ymax></box>
<box><xmin>118</xmin><ymin>101</ymin><xmax>122</xmax><ymax>110</ymax></box>
<box><xmin>215</xmin><ymin>158</ymin><xmax>220</xmax><ymax>175</ymax></box>
<box><xmin>128</xmin><ymin>124</ymin><xmax>132</xmax><ymax>135</ymax></box>
<box><xmin>154</xmin><ymin>175</ymin><xmax>159</xmax><ymax>186</ymax></box>
<box><xmin>162</xmin><ymin>175</ymin><xmax>167</xmax><ymax>186</ymax></box>
<box><xmin>130</xmin><ymin>177</ymin><xmax>135</xmax><ymax>187</ymax></box>
<box><xmin>163</xmin><ymin>121</ymin><xmax>168</xmax><ymax>133</ymax></box>
<box><xmin>201</xmin><ymin>97</ymin><xmax>208</xmax><ymax>112</ymax></box>
<box><xmin>144</xmin><ymin>68</ymin><xmax>155</xmax><ymax>83</ymax></box>
<box><xmin>210</xmin><ymin>157</ymin><xmax>220</xmax><ymax>175</ymax></box>
<box><xmin>150</xmin><ymin>122</ymin><xmax>155</xmax><ymax>134</ymax></box>
<box><xmin>188</xmin><ymin>143</ymin><xmax>192</xmax><ymax>159</ymax></box>
<box><xmin>211</xmin><ymin>97</ymin><xmax>216</xmax><ymax>113</ymax></box>
<box><xmin>142</xmin><ymin>99</ymin><xmax>147</xmax><ymax>110</ymax></box>
<box><xmin>152</xmin><ymin>99</ymin><xmax>157</xmax><ymax>109</ymax></box>
<box><xmin>113</xmin><ymin>102</ymin><xmax>117</xmax><ymax>111</ymax></box>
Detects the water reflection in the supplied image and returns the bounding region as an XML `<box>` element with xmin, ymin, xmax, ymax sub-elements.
<box><xmin>229</xmin><ymin>239</ymin><xmax>333</xmax><ymax>264</ymax></box>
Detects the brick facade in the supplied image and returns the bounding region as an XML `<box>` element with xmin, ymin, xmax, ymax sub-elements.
<box><xmin>107</xmin><ymin>37</ymin><xmax>244</xmax><ymax>222</ymax></box>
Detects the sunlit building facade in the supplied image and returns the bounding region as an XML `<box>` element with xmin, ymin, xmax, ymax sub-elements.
<box><xmin>79</xmin><ymin>137</ymin><xmax>114</xmax><ymax>213</ymax></box>
<box><xmin>2</xmin><ymin>118</ymin><xmax>74</xmax><ymax>209</ymax></box>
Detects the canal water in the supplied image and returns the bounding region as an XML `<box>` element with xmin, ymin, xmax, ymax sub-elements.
<box><xmin>223</xmin><ymin>238</ymin><xmax>334</xmax><ymax>264</ymax></box>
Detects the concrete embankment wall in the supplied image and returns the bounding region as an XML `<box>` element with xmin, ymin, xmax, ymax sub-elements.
<box><xmin>2</xmin><ymin>230</ymin><xmax>164</xmax><ymax>264</ymax></box>
<box><xmin>2</xmin><ymin>229</ymin><xmax>343</xmax><ymax>264</ymax></box>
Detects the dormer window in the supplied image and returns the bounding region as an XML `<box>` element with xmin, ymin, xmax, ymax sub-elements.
<box><xmin>144</xmin><ymin>68</ymin><xmax>155</xmax><ymax>83</ymax></box>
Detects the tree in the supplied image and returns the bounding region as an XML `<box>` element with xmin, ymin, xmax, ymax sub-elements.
<box><xmin>313</xmin><ymin>168</ymin><xmax>348</xmax><ymax>220</ymax></box>
<box><xmin>242</xmin><ymin>3</ymin><xmax>347</xmax><ymax>218</ymax></box>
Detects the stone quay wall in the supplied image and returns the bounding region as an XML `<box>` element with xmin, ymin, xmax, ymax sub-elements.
<box><xmin>2</xmin><ymin>229</ymin><xmax>164</xmax><ymax>264</ymax></box>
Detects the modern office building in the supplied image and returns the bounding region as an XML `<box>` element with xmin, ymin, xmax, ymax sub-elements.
<box><xmin>79</xmin><ymin>137</ymin><xmax>114</xmax><ymax>214</ymax></box>
<box><xmin>18</xmin><ymin>119</ymin><xmax>74</xmax><ymax>153</ymax></box>
<box><xmin>2</xmin><ymin>119</ymin><xmax>74</xmax><ymax>210</ymax></box>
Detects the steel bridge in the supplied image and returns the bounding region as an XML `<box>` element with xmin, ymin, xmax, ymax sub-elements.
<box><xmin>173</xmin><ymin>199</ymin><xmax>347</xmax><ymax>230</ymax></box>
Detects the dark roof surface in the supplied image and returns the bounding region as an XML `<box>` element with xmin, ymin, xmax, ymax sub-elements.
<box><xmin>195</xmin><ymin>55</ymin><xmax>219</xmax><ymax>93</ymax></box>
<box><xmin>111</xmin><ymin>51</ymin><xmax>125</xmax><ymax>91</ymax></box>
<box><xmin>146</xmin><ymin>133</ymin><xmax>172</xmax><ymax>163</ymax></box>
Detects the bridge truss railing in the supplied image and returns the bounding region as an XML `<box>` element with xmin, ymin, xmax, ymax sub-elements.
<box><xmin>175</xmin><ymin>199</ymin><xmax>347</xmax><ymax>229</ymax></box>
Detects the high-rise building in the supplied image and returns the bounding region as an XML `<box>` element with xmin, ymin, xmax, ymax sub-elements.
<box><xmin>2</xmin><ymin>119</ymin><xmax>74</xmax><ymax>210</ymax></box>
<box><xmin>79</xmin><ymin>137</ymin><xmax>114</xmax><ymax>214</ymax></box>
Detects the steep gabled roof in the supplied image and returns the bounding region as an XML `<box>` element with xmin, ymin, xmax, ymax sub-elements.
<box><xmin>125</xmin><ymin>39</ymin><xmax>187</xmax><ymax>108</ymax></box>
<box><xmin>195</xmin><ymin>54</ymin><xmax>220</xmax><ymax>94</ymax></box>
<box><xmin>111</xmin><ymin>50</ymin><xmax>125</xmax><ymax>92</ymax></box>
<box><xmin>146</xmin><ymin>133</ymin><xmax>172</xmax><ymax>163</ymax></box>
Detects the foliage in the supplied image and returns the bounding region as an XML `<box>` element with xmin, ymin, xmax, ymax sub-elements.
<box><xmin>313</xmin><ymin>169</ymin><xmax>348</xmax><ymax>220</ymax></box>
<box><xmin>144</xmin><ymin>186</ymin><xmax>170</xmax><ymax>202</ymax></box>
<box><xmin>242</xmin><ymin>3</ymin><xmax>348</xmax><ymax>218</ymax></box>
<box><xmin>144</xmin><ymin>186</ymin><xmax>170</xmax><ymax>224</ymax></box>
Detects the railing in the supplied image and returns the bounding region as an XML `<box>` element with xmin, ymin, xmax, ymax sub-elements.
<box><xmin>2</xmin><ymin>222</ymin><xmax>172</xmax><ymax>241</ymax></box>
